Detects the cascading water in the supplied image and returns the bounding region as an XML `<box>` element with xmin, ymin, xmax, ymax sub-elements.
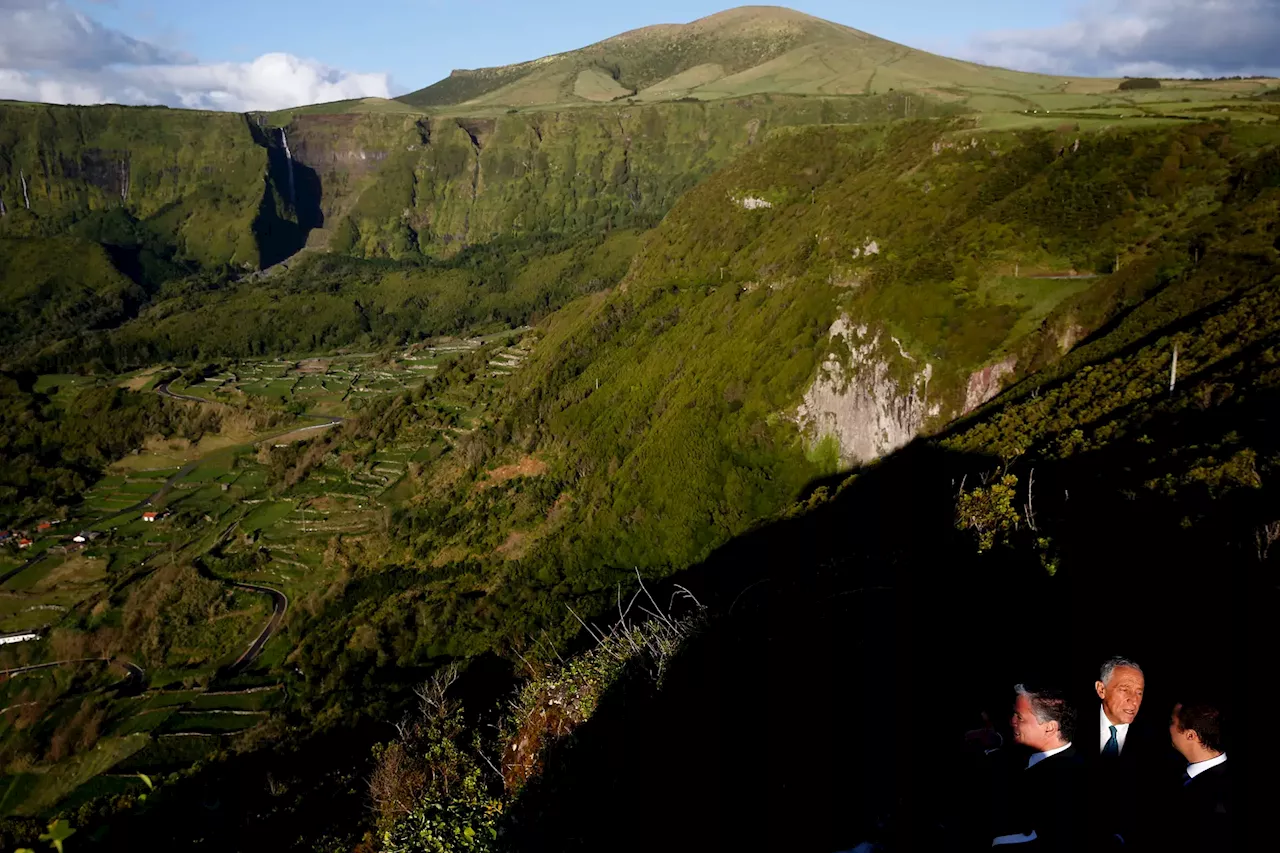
<box><xmin>0</xmin><ymin>196</ymin><xmax>6</xmax><ymax>217</ymax></box>
<box><xmin>280</xmin><ymin>128</ymin><xmax>296</xmax><ymax>208</ymax></box>
<box><xmin>20</xmin><ymin>170</ymin><xmax>30</xmax><ymax>210</ymax></box>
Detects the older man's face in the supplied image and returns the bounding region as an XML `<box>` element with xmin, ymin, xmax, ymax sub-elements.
<box><xmin>1011</xmin><ymin>694</ymin><xmax>1049</xmax><ymax>751</ymax></box>
<box><xmin>1096</xmin><ymin>666</ymin><xmax>1145</xmax><ymax>725</ymax></box>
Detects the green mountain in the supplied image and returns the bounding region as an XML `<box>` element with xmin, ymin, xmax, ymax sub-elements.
<box><xmin>398</xmin><ymin>5</ymin><xmax>1075</xmax><ymax>109</ymax></box>
<box><xmin>0</xmin><ymin>6</ymin><xmax>1275</xmax><ymax>848</ymax></box>
<box><xmin>396</xmin><ymin>4</ymin><xmax>1277</xmax><ymax>115</ymax></box>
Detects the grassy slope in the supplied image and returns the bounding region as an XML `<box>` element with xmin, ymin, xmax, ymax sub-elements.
<box><xmin>288</xmin><ymin>118</ymin><xmax>1279</xmax><ymax>687</ymax></box>
<box><xmin>0</xmin><ymin>237</ymin><xmax>143</xmax><ymax>359</ymax></box>
<box><xmin>396</xmin><ymin>6</ymin><xmax>1060</xmax><ymax>109</ymax></box>
<box><xmin>495</xmin><ymin>118</ymin><xmax>1278</xmax><ymax>571</ymax></box>
<box><xmin>396</xmin><ymin>5</ymin><xmax>1280</xmax><ymax>113</ymax></box>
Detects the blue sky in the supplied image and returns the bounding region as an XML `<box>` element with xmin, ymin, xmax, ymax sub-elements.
<box><xmin>80</xmin><ymin>1</ymin><xmax>1067</xmax><ymax>95</ymax></box>
<box><xmin>1</xmin><ymin>1</ymin><xmax>1278</xmax><ymax>110</ymax></box>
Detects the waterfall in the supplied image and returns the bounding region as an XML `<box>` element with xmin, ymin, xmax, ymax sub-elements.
<box><xmin>0</xmin><ymin>196</ymin><xmax>6</xmax><ymax>217</ymax></box>
<box><xmin>280</xmin><ymin>128</ymin><xmax>296</xmax><ymax>208</ymax></box>
<box><xmin>119</xmin><ymin>158</ymin><xmax>129</xmax><ymax>203</ymax></box>
<box><xmin>20</xmin><ymin>170</ymin><xmax>30</xmax><ymax>209</ymax></box>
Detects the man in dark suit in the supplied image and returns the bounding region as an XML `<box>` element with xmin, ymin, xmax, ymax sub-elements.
<box><xmin>989</xmin><ymin>684</ymin><xmax>1084</xmax><ymax>852</ymax></box>
<box><xmin>1165</xmin><ymin>700</ymin><xmax>1231</xmax><ymax>853</ymax></box>
<box><xmin>1083</xmin><ymin>656</ymin><xmax>1167</xmax><ymax>849</ymax></box>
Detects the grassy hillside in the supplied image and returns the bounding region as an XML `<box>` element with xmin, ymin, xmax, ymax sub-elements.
<box><xmin>397</xmin><ymin>5</ymin><xmax>1280</xmax><ymax>114</ymax></box>
<box><xmin>268</xmin><ymin>117</ymin><xmax>1280</xmax><ymax>684</ymax></box>
<box><xmin>396</xmin><ymin>6</ymin><xmax>1058</xmax><ymax>109</ymax></box>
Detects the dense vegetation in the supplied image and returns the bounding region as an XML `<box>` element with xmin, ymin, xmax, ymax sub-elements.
<box><xmin>0</xmin><ymin>377</ymin><xmax>221</xmax><ymax>527</ymax></box>
<box><xmin>1119</xmin><ymin>77</ymin><xmax>1163</xmax><ymax>90</ymax></box>
<box><xmin>20</xmin><ymin>229</ymin><xmax>639</xmax><ymax>373</ymax></box>
<box><xmin>256</xmin><ymin>117</ymin><xmax>1280</xmax><ymax>755</ymax></box>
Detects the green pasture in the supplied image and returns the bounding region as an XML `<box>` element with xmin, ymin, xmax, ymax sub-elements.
<box><xmin>160</xmin><ymin>711</ymin><xmax>265</xmax><ymax>735</ymax></box>
<box><xmin>985</xmin><ymin>274</ymin><xmax>1104</xmax><ymax>347</ymax></box>
<box><xmin>242</xmin><ymin>501</ymin><xmax>297</xmax><ymax>533</ymax></box>
<box><xmin>187</xmin><ymin>687</ymin><xmax>284</xmax><ymax>712</ymax></box>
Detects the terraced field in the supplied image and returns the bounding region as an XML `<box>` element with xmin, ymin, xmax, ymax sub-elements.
<box><xmin>0</xmin><ymin>329</ymin><xmax>535</xmax><ymax>818</ymax></box>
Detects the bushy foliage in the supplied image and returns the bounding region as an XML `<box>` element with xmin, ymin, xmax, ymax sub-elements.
<box><xmin>0</xmin><ymin>375</ymin><xmax>219</xmax><ymax>526</ymax></box>
<box><xmin>955</xmin><ymin>473</ymin><xmax>1021</xmax><ymax>551</ymax></box>
<box><xmin>24</xmin><ymin>230</ymin><xmax>640</xmax><ymax>373</ymax></box>
<box><xmin>371</xmin><ymin>668</ymin><xmax>504</xmax><ymax>853</ymax></box>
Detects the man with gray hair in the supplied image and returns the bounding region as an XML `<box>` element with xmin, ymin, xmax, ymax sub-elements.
<box><xmin>1095</xmin><ymin>656</ymin><xmax>1145</xmax><ymax>758</ymax></box>
<box><xmin>1086</xmin><ymin>656</ymin><xmax>1164</xmax><ymax>850</ymax></box>
<box><xmin>989</xmin><ymin>683</ymin><xmax>1083</xmax><ymax>851</ymax></box>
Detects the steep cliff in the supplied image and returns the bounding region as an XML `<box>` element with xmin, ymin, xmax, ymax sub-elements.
<box><xmin>0</xmin><ymin>93</ymin><xmax>931</xmax><ymax>270</ymax></box>
<box><xmin>277</xmin><ymin>92</ymin><xmax>932</xmax><ymax>257</ymax></box>
<box><xmin>0</xmin><ymin>103</ymin><xmax>279</xmax><ymax>267</ymax></box>
<box><xmin>797</xmin><ymin>317</ymin><xmax>938</xmax><ymax>466</ymax></box>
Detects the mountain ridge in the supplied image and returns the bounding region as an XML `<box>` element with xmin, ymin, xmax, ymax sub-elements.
<box><xmin>397</xmin><ymin>4</ymin><xmax>1079</xmax><ymax>109</ymax></box>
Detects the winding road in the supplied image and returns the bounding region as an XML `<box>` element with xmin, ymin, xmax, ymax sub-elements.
<box><xmin>225</xmin><ymin>583</ymin><xmax>288</xmax><ymax>675</ymax></box>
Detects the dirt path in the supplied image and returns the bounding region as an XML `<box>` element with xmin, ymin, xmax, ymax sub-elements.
<box><xmin>0</xmin><ymin>657</ymin><xmax>145</xmax><ymax>691</ymax></box>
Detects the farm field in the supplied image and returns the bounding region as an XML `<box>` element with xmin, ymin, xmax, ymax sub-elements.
<box><xmin>0</xmin><ymin>331</ymin><xmax>533</xmax><ymax>819</ymax></box>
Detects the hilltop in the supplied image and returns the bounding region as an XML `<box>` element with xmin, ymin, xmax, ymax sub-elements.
<box><xmin>396</xmin><ymin>4</ymin><xmax>1276</xmax><ymax>113</ymax></box>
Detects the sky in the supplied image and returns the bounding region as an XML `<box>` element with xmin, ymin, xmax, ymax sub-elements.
<box><xmin>1</xmin><ymin>0</ymin><xmax>1277</xmax><ymax>111</ymax></box>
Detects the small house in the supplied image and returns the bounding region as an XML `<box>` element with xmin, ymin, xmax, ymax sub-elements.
<box><xmin>73</xmin><ymin>533</ymin><xmax>88</xmax><ymax>543</ymax></box>
<box><xmin>17</xmin><ymin>538</ymin><xmax>33</xmax><ymax>549</ymax></box>
<box><xmin>142</xmin><ymin>511</ymin><xmax>159</xmax><ymax>522</ymax></box>
<box><xmin>36</xmin><ymin>521</ymin><xmax>52</xmax><ymax>532</ymax></box>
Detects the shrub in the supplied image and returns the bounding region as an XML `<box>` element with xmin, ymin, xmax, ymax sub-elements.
<box><xmin>955</xmin><ymin>473</ymin><xmax>1022</xmax><ymax>552</ymax></box>
<box><xmin>1118</xmin><ymin>78</ymin><xmax>1162</xmax><ymax>90</ymax></box>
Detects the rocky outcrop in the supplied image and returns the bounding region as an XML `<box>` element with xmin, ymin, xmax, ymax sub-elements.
<box><xmin>963</xmin><ymin>355</ymin><xmax>1017</xmax><ymax>413</ymax></box>
<box><xmin>797</xmin><ymin>316</ymin><xmax>939</xmax><ymax>467</ymax></box>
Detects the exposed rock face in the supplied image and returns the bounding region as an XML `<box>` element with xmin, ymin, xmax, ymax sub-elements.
<box><xmin>963</xmin><ymin>355</ymin><xmax>1017</xmax><ymax>413</ymax></box>
<box><xmin>1056</xmin><ymin>322</ymin><xmax>1087</xmax><ymax>354</ymax></box>
<box><xmin>797</xmin><ymin>316</ymin><xmax>938</xmax><ymax>466</ymax></box>
<box><xmin>732</xmin><ymin>195</ymin><xmax>772</xmax><ymax>209</ymax></box>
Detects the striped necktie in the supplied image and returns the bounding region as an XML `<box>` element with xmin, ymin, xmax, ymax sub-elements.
<box><xmin>1102</xmin><ymin>725</ymin><xmax>1119</xmax><ymax>757</ymax></box>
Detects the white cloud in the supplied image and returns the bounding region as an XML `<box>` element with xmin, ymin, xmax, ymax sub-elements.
<box><xmin>0</xmin><ymin>0</ymin><xmax>392</xmax><ymax>110</ymax></box>
<box><xmin>961</xmin><ymin>0</ymin><xmax>1280</xmax><ymax>78</ymax></box>
<box><xmin>0</xmin><ymin>0</ymin><xmax>177</xmax><ymax>70</ymax></box>
<box><xmin>122</xmin><ymin>53</ymin><xmax>392</xmax><ymax>111</ymax></box>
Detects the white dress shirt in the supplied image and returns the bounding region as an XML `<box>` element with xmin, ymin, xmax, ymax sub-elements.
<box><xmin>1027</xmin><ymin>741</ymin><xmax>1073</xmax><ymax>770</ymax></box>
<box><xmin>1186</xmin><ymin>752</ymin><xmax>1227</xmax><ymax>780</ymax></box>
<box><xmin>1100</xmin><ymin>705</ymin><xmax>1131</xmax><ymax>754</ymax></box>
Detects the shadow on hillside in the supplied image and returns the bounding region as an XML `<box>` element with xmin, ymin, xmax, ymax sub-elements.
<box><xmin>502</xmin><ymin>388</ymin><xmax>1272</xmax><ymax>851</ymax></box>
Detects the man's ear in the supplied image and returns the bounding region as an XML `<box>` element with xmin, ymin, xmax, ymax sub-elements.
<box><xmin>1094</xmin><ymin>680</ymin><xmax>1106</xmax><ymax>701</ymax></box>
